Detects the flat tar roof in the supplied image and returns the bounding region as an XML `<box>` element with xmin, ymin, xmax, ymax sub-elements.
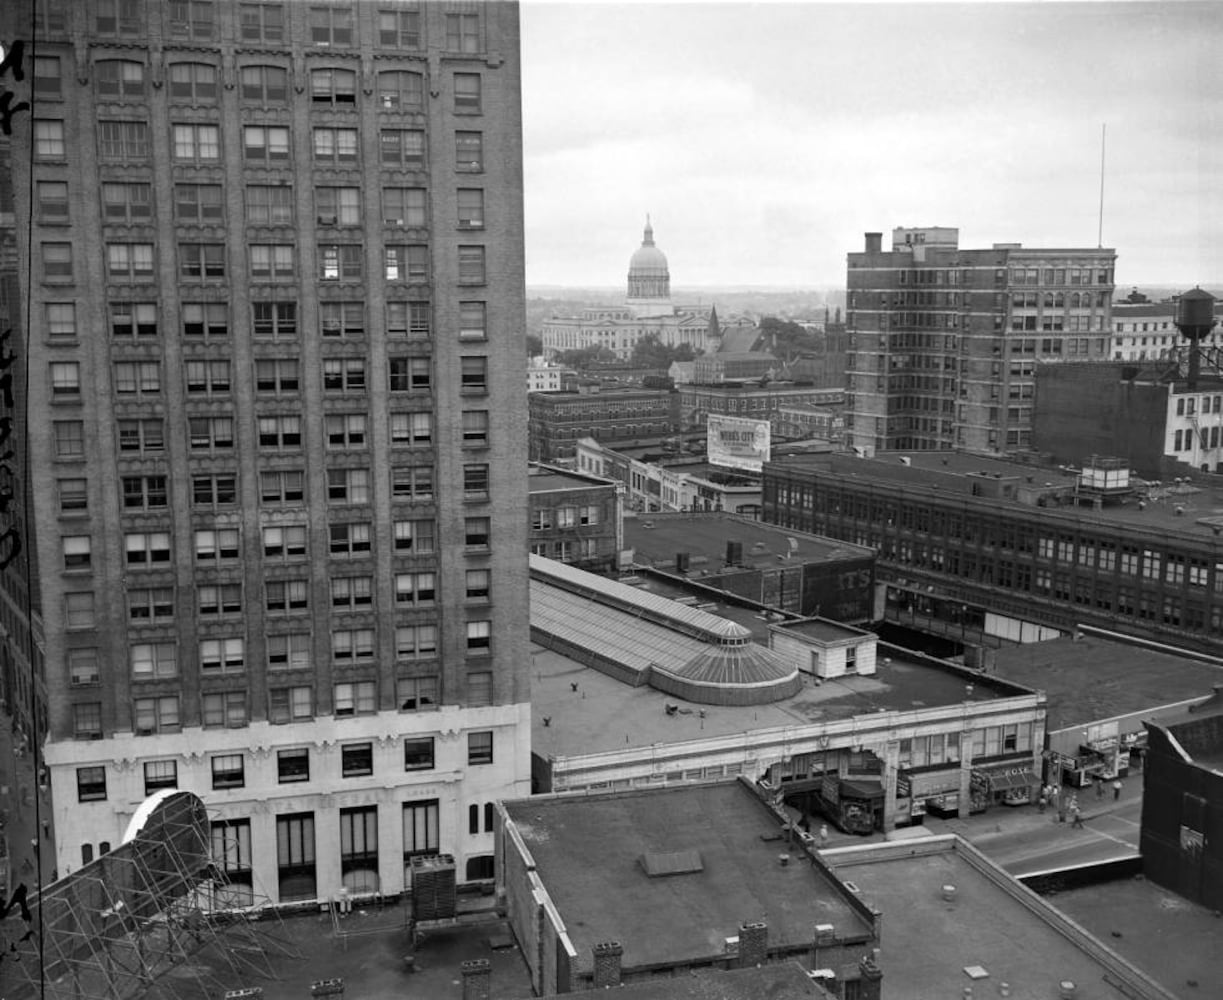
<box><xmin>504</xmin><ymin>782</ymin><xmax>873</xmax><ymax>976</ymax></box>
<box><xmin>625</xmin><ymin>512</ymin><xmax>874</xmax><ymax>568</ymax></box>
<box><xmin>542</xmin><ymin>963</ymin><xmax>827</xmax><ymax>999</ymax></box>
<box><xmin>527</xmin><ymin>466</ymin><xmax>615</xmax><ymax>492</ymax></box>
<box><xmin>529</xmin><ymin>640</ymin><xmax>1016</xmax><ymax>760</ymax></box>
<box><xmin>989</xmin><ymin>635</ymin><xmax>1223</xmax><ymax>732</ymax></box>
<box><xmin>770</xmin><ymin>452</ymin><xmax>1223</xmax><ymax>538</ymax></box>
<box><xmin>825</xmin><ymin>838</ymin><xmax>1173</xmax><ymax>999</ymax></box>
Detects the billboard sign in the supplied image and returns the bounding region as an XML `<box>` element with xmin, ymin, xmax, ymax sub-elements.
<box><xmin>707</xmin><ymin>415</ymin><xmax>770</xmax><ymax>472</ymax></box>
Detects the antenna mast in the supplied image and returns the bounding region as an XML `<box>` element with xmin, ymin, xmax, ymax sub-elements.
<box><xmin>1097</xmin><ymin>123</ymin><xmax>1106</xmax><ymax>248</ymax></box>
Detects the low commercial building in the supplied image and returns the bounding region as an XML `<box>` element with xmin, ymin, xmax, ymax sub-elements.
<box><xmin>679</xmin><ymin>383</ymin><xmax>843</xmax><ymax>428</ymax></box>
<box><xmin>989</xmin><ymin>630</ymin><xmax>1223</xmax><ymax>787</ymax></box>
<box><xmin>691</xmin><ymin>351</ymin><xmax>778</xmax><ymax>383</ymax></box>
<box><xmin>527</xmin><ymin>464</ymin><xmax>622</xmax><ymax>574</ymax></box>
<box><xmin>763</xmin><ymin>450</ymin><xmax>1223</xmax><ymax>654</ymax></box>
<box><xmin>623</xmin><ymin>512</ymin><xmax>875</xmax><ymax>621</ymax></box>
<box><xmin>1140</xmin><ymin>688</ymin><xmax>1223</xmax><ymax>910</ymax></box>
<box><xmin>529</xmin><ymin>556</ymin><xmax>1046</xmax><ymax>828</ymax></box>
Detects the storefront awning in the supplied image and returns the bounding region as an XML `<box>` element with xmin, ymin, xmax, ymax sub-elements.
<box><xmin>980</xmin><ymin>768</ymin><xmax>1037</xmax><ymax>792</ymax></box>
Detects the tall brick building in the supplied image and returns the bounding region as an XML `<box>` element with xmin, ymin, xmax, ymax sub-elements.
<box><xmin>845</xmin><ymin>227</ymin><xmax>1116</xmax><ymax>455</ymax></box>
<box><xmin>8</xmin><ymin>0</ymin><xmax>530</xmax><ymax>897</ymax></box>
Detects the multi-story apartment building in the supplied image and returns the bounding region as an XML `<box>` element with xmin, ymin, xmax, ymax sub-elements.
<box><xmin>528</xmin><ymin>387</ymin><xmax>679</xmax><ymax>464</ymax></box>
<box><xmin>845</xmin><ymin>228</ymin><xmax>1116</xmax><ymax>455</ymax></box>
<box><xmin>9</xmin><ymin>0</ymin><xmax>530</xmax><ymax>899</ymax></box>
<box><xmin>527</xmin><ymin>464</ymin><xmax>621</xmax><ymax>574</ymax></box>
<box><xmin>678</xmin><ymin>383</ymin><xmax>843</xmax><ymax>427</ymax></box>
<box><xmin>1110</xmin><ymin>300</ymin><xmax>1223</xmax><ymax>361</ymax></box>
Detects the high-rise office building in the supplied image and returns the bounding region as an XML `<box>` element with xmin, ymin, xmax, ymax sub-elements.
<box><xmin>845</xmin><ymin>227</ymin><xmax>1116</xmax><ymax>455</ymax></box>
<box><xmin>7</xmin><ymin>0</ymin><xmax>529</xmax><ymax>899</ymax></box>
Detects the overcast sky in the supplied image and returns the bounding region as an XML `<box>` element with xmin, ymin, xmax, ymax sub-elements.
<box><xmin>520</xmin><ymin>1</ymin><xmax>1222</xmax><ymax>290</ymax></box>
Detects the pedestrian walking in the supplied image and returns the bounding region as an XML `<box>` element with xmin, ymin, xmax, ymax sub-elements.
<box><xmin>818</xmin><ymin>824</ymin><xmax>829</xmax><ymax>847</ymax></box>
<box><xmin>1037</xmin><ymin>791</ymin><xmax>1047</xmax><ymax>814</ymax></box>
<box><xmin>1071</xmin><ymin>803</ymin><xmax>1083</xmax><ymax>828</ymax></box>
<box><xmin>1095</xmin><ymin>778</ymin><xmax>1104</xmax><ymax>800</ymax></box>
<box><xmin>1112</xmin><ymin>779</ymin><xmax>1122</xmax><ymax>801</ymax></box>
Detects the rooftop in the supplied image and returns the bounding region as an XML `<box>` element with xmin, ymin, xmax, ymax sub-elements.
<box><xmin>625</xmin><ymin>512</ymin><xmax>874</xmax><ymax>569</ymax></box>
<box><xmin>770</xmin><ymin>451</ymin><xmax>1223</xmax><ymax>539</ymax></box>
<box><xmin>527</xmin><ymin>465</ymin><xmax>616</xmax><ymax>493</ymax></box>
<box><xmin>825</xmin><ymin>838</ymin><xmax>1176</xmax><ymax>999</ymax></box>
<box><xmin>778</xmin><ymin>619</ymin><xmax>871</xmax><ymax>644</ymax></box>
<box><xmin>542</xmin><ymin>962</ymin><xmax>829</xmax><ymax>999</ymax></box>
<box><xmin>502</xmin><ymin>782</ymin><xmax>874</xmax><ymax>977</ymax></box>
<box><xmin>989</xmin><ymin>635</ymin><xmax>1223</xmax><ymax>733</ymax></box>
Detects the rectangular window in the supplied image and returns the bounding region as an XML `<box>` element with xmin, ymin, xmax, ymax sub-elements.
<box><xmin>194</xmin><ymin>528</ymin><xmax>239</xmax><ymax>561</ymax></box>
<box><xmin>390</xmin><ymin>411</ymin><xmax>433</xmax><ymax>444</ymax></box>
<box><xmin>97</xmin><ymin>120</ymin><xmax>148</xmax><ymax>160</ymax></box>
<box><xmin>320</xmin><ymin>302</ymin><xmax>365</xmax><ymax>339</ymax></box>
<box><xmin>341</xmin><ymin>743</ymin><xmax>373</xmax><ymax>777</ymax></box>
<box><xmin>382</xmin><ymin>187</ymin><xmax>426</xmax><ymax>227</ymax></box>
<box><xmin>127</xmin><ymin>587</ymin><xmax>174</xmax><ymax>624</ymax></box>
<box><xmin>74</xmin><ymin>702</ymin><xmax>103</xmax><ymax>739</ymax></box>
<box><xmin>268</xmin><ymin>632</ymin><xmax>311</xmax><ymax>670</ymax></box>
<box><xmin>212</xmin><ymin>753</ymin><xmax>245</xmax><ymax>789</ymax></box>
<box><xmin>333</xmin><ymin>629</ymin><xmax>375</xmax><ymax>662</ymax></box>
<box><xmin>253</xmin><ymin>302</ymin><xmax>297</xmax><ymax>339</ymax></box>
<box><xmin>458</xmin><ymin>246</ymin><xmax>486</xmax><ymax>284</ymax></box>
<box><xmin>334</xmin><ymin>681</ymin><xmax>376</xmax><ymax>717</ymax></box>
<box><xmin>69</xmin><ymin>649</ymin><xmax>100</xmax><ymax>687</ymax></box>
<box><xmin>203</xmin><ymin>692</ymin><xmax>248</xmax><ymax>729</ymax></box>
<box><xmin>310</xmin><ymin>5</ymin><xmax>354</xmax><ymax>45</ymax></box>
<box><xmin>250</xmin><ymin>244</ymin><xmax>295</xmax><ymax>280</ymax></box>
<box><xmin>97</xmin><ymin>59</ymin><xmax>146</xmax><ymax>98</ymax></box>
<box><xmin>168</xmin><ymin>0</ymin><xmax>215</xmax><ymax>39</ymax></box>
<box><xmin>326</xmin><ymin>413</ymin><xmax>367</xmax><ymax>448</ymax></box>
<box><xmin>47</xmin><ymin>302</ymin><xmax>78</xmax><ymax>339</ymax></box>
<box><xmin>276</xmin><ymin>813</ymin><xmax>316</xmax><ymax>901</ymax></box>
<box><xmin>240</xmin><ymin>3</ymin><xmax>285</xmax><ymax>43</ymax></box>
<box><xmin>397</xmin><ymin>676</ymin><xmax>439</xmax><ymax>712</ymax></box>
<box><xmin>117</xmin><ymin>419</ymin><xmax>164</xmax><ymax>453</ymax></box>
<box><xmin>403</xmin><ymin>800</ymin><xmax>439</xmax><ymax>858</ymax></box>
<box><xmin>395</xmin><ymin>626</ymin><xmax>439</xmax><ymax>661</ymax></box>
<box><xmin>389</xmin><ymin>357</ymin><xmax>431</xmax><ymax>392</ymax></box>
<box><xmin>310</xmin><ymin>67</ymin><xmax>357</xmax><ymax>104</ymax></box>
<box><xmin>197</xmin><ymin>583</ymin><xmax>242</xmax><ymax>616</ymax></box>
<box><xmin>460</xmin><ymin>410</ymin><xmax>489</xmax><ymax>448</ymax></box>
<box><xmin>464</xmin><ymin>468</ymin><xmax>490</xmax><ymax>502</ymax></box>
<box><xmin>327</xmin><ymin>468</ymin><xmax>370</xmax><ymax>504</ymax></box>
<box><xmin>323</xmin><ymin>357</ymin><xmax>367</xmax><ymax>390</ymax></box>
<box><xmin>456</xmin><ymin>131</ymin><xmax>483</xmax><ymax>171</ymax></box>
<box><xmin>257</xmin><ymin>415</ymin><xmax>302</xmax><ymax>448</ymax></box>
<box><xmin>124</xmin><ymin>531</ymin><xmax>170</xmax><ymax>566</ymax></box>
<box><xmin>38</xmin><ymin>180</ymin><xmax>70</xmax><ymax>223</ymax></box>
<box><xmin>200</xmin><ymin>637</ymin><xmax>245</xmax><ymax>672</ymax></box>
<box><xmin>468</xmin><ymin>672</ymin><xmax>492</xmax><ymax>707</ymax></box>
<box><xmin>58</xmin><ymin>477</ymin><xmax>88</xmax><ymax>512</ymax></box>
<box><xmin>43</xmin><ymin>243</ymin><xmax>73</xmax><ymax>282</ymax></box>
<box><xmin>110</xmin><ymin>301</ymin><xmax>157</xmax><ymax>339</ymax></box>
<box><xmin>460</xmin><ymin>356</ymin><xmax>488</xmax><ymax>392</ymax></box>
<box><xmin>460</xmin><ymin>301</ymin><xmax>486</xmax><ymax>340</ymax></box>
<box><xmin>172</xmin><ymin>123</ymin><xmax>219</xmax><ymax>163</ymax></box>
<box><xmin>133</xmin><ymin>696</ymin><xmax>180</xmax><ymax>735</ymax></box>
<box><xmin>379</xmin><ymin>8</ymin><xmax>421</xmax><ymax>47</ymax></box>
<box><xmin>278</xmin><ymin>747</ymin><xmax>310</xmax><ymax>783</ymax></box>
<box><xmin>466</xmin><ymin>620</ymin><xmax>491</xmax><ymax>652</ymax></box>
<box><xmin>393</xmin><ymin>518</ymin><xmax>435</xmax><ymax>553</ymax></box>
<box><xmin>377</xmin><ymin>70</ymin><xmax>423</xmax><ymax>110</ymax></box>
<box><xmin>169</xmin><ymin>61</ymin><xmax>217</xmax><ymax>100</ymax></box>
<box><xmin>316</xmin><ymin>187</ymin><xmax>360</xmax><ymax>226</ymax></box>
<box><xmin>106</xmin><ymin>243</ymin><xmax>155</xmax><ymax>279</ymax></box>
<box><xmin>36</xmin><ymin>120</ymin><xmax>67</xmax><ymax>158</ymax></box>
<box><xmin>385</xmin><ymin>245</ymin><xmax>427</xmax><ymax>281</ymax></box>
<box><xmin>183</xmin><ymin>302</ymin><xmax>227</xmax><ymax>338</ymax></box>
<box><xmin>260</xmin><ymin>470</ymin><xmax>305</xmax><ymax>505</ymax></box>
<box><xmin>77</xmin><ymin>765</ymin><xmax>107</xmax><ymax>801</ymax></box>
<box><xmin>244</xmin><ymin>125</ymin><xmax>290</xmax><ymax>162</ymax></box>
<box><xmin>319</xmin><ymin>245</ymin><xmax>363</xmax><ymax>281</ymax></box>
<box><xmin>121</xmin><ymin>474</ymin><xmax>168</xmax><ymax>509</ymax></box>
<box><xmin>329</xmin><ymin>521</ymin><xmax>371</xmax><ymax>555</ymax></box>
<box><xmin>211</xmin><ymin>819</ymin><xmax>253</xmax><ymax>904</ymax></box>
<box><xmin>467</xmin><ymin>731</ymin><xmax>493</xmax><ymax>766</ymax></box>
<box><xmin>313</xmin><ymin>126</ymin><xmax>358</xmax><ymax>164</ymax></box>
<box><xmin>240</xmin><ymin>65</ymin><xmax>287</xmax><ymax>103</ymax></box>
<box><xmin>246</xmin><ymin>185</ymin><xmax>294</xmax><ymax>225</ymax></box>
<box><xmin>457</xmin><ymin>188</ymin><xmax>484</xmax><ymax>229</ymax></box>
<box><xmin>185</xmin><ymin>360</ymin><xmax>231</xmax><ymax>395</ymax></box>
<box><xmin>446</xmin><ymin>12</ymin><xmax>480</xmax><ymax>52</ymax></box>
<box><xmin>394</xmin><ymin>572</ymin><xmax>436</xmax><ymax>607</ymax></box>
<box><xmin>403</xmin><ymin>736</ymin><xmax>435</xmax><ymax>770</ymax></box>
<box><xmin>65</xmin><ymin>591</ymin><xmax>96</xmax><ymax>629</ymax></box>
<box><xmin>380</xmin><ymin>129</ymin><xmax>425</xmax><ymax>167</ymax></box>
<box><xmin>392</xmin><ymin>464</ymin><xmax>434</xmax><ymax>500</ymax></box>
<box><xmin>33</xmin><ymin>55</ymin><xmax>63</xmax><ymax>99</ymax></box>
<box><xmin>263</xmin><ymin>524</ymin><xmax>307</xmax><ymax>559</ymax></box>
<box><xmin>192</xmin><ymin>473</ymin><xmax>237</xmax><ymax>507</ymax></box>
<box><xmin>466</xmin><ymin>569</ymin><xmax>490</xmax><ymax>600</ymax></box>
<box><xmin>269</xmin><ymin>685</ymin><xmax>313</xmax><ymax>724</ymax></box>
<box><xmin>331</xmin><ymin>575</ymin><xmax>373</xmax><ymax>609</ymax></box>
<box><xmin>180</xmin><ymin>243</ymin><xmax>226</xmax><ymax>280</ymax></box>
<box><xmin>339</xmin><ymin>806</ymin><xmax>378</xmax><ymax>881</ymax></box>
<box><xmin>113</xmin><ymin>361</ymin><xmax>160</xmax><ymax>396</ymax></box>
<box><xmin>454</xmin><ymin>73</ymin><xmax>481</xmax><ymax>112</ymax></box>
<box><xmin>255</xmin><ymin>358</ymin><xmax>301</xmax><ymax>393</ymax></box>
<box><xmin>143</xmin><ymin>760</ymin><xmax>178</xmax><ymax>796</ymax></box>
<box><xmin>266</xmin><ymin>578</ymin><xmax>309</xmax><ymax>613</ymax></box>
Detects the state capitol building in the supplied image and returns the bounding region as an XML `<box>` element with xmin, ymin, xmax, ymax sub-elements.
<box><xmin>540</xmin><ymin>219</ymin><xmax>722</xmax><ymax>360</ymax></box>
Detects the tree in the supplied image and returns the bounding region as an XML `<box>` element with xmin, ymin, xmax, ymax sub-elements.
<box><xmin>556</xmin><ymin>346</ymin><xmax>616</xmax><ymax>369</ymax></box>
<box><xmin>630</xmin><ymin>334</ymin><xmax>696</xmax><ymax>369</ymax></box>
<box><xmin>526</xmin><ymin>333</ymin><xmax>543</xmax><ymax>357</ymax></box>
<box><xmin>758</xmin><ymin>316</ymin><xmax>818</xmax><ymax>360</ymax></box>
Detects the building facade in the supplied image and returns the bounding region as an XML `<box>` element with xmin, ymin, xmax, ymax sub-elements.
<box><xmin>678</xmin><ymin>383</ymin><xmax>844</xmax><ymax>428</ymax></box>
<box><xmin>11</xmin><ymin>0</ymin><xmax>531</xmax><ymax>898</ymax></box>
<box><xmin>1110</xmin><ymin>300</ymin><xmax>1223</xmax><ymax>361</ymax></box>
<box><xmin>763</xmin><ymin>452</ymin><xmax>1223</xmax><ymax>654</ymax></box>
<box><xmin>527</xmin><ymin>464</ymin><xmax>622</xmax><ymax>574</ymax></box>
<box><xmin>845</xmin><ymin>227</ymin><xmax>1116</xmax><ymax>455</ymax></box>
<box><xmin>528</xmin><ymin>388</ymin><xmax>678</xmax><ymax>464</ymax></box>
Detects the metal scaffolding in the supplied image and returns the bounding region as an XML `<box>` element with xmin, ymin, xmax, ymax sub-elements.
<box><xmin>2</xmin><ymin>790</ymin><xmax>299</xmax><ymax>1000</ymax></box>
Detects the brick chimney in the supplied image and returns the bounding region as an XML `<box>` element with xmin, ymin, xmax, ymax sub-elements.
<box><xmin>857</xmin><ymin>951</ymin><xmax>883</xmax><ymax>1000</ymax></box>
<box><xmin>737</xmin><ymin>921</ymin><xmax>768</xmax><ymax>968</ymax></box>
<box><xmin>460</xmin><ymin>959</ymin><xmax>491</xmax><ymax>1000</ymax></box>
<box><xmin>592</xmin><ymin>941</ymin><xmax>623</xmax><ymax>988</ymax></box>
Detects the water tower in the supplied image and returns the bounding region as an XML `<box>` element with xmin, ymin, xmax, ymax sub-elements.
<box><xmin>1174</xmin><ymin>287</ymin><xmax>1217</xmax><ymax>390</ymax></box>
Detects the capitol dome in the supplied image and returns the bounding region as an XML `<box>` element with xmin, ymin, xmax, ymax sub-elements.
<box><xmin>626</xmin><ymin>216</ymin><xmax>671</xmax><ymax>312</ymax></box>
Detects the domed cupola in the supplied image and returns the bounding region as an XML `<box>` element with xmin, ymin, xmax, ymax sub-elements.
<box><xmin>626</xmin><ymin>215</ymin><xmax>672</xmax><ymax>316</ymax></box>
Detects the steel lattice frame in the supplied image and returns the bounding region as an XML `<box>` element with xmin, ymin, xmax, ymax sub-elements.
<box><xmin>1</xmin><ymin>791</ymin><xmax>299</xmax><ymax>1000</ymax></box>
